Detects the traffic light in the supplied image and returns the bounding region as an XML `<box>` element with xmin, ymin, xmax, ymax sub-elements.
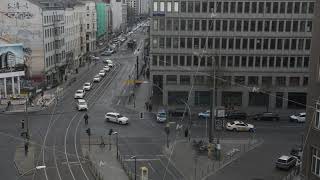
<box><xmin>108</xmin><ymin>128</ymin><xmax>113</xmax><ymax>135</ymax></box>
<box><xmin>86</xmin><ymin>128</ymin><xmax>91</xmax><ymax>136</ymax></box>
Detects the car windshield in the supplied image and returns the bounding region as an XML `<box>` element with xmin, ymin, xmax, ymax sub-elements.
<box><xmin>79</xmin><ymin>102</ymin><xmax>86</xmax><ymax>105</ymax></box>
<box><xmin>117</xmin><ymin>115</ymin><xmax>123</xmax><ymax>118</ymax></box>
<box><xmin>278</xmin><ymin>159</ymin><xmax>287</xmax><ymax>163</ymax></box>
<box><xmin>158</xmin><ymin>113</ymin><xmax>166</xmax><ymax>117</ymax></box>
<box><xmin>77</xmin><ymin>90</ymin><xmax>83</xmax><ymax>93</ymax></box>
<box><xmin>84</xmin><ymin>83</ymin><xmax>90</xmax><ymax>86</ymax></box>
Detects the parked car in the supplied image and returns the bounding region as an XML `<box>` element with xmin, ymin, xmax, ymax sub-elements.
<box><xmin>198</xmin><ymin>110</ymin><xmax>210</xmax><ymax>119</ymax></box>
<box><xmin>226</xmin><ymin>121</ymin><xmax>255</xmax><ymax>132</ymax></box>
<box><xmin>226</xmin><ymin>111</ymin><xmax>247</xmax><ymax>120</ymax></box>
<box><xmin>93</xmin><ymin>75</ymin><xmax>101</xmax><ymax>82</ymax></box>
<box><xmin>76</xmin><ymin>99</ymin><xmax>88</xmax><ymax>111</ymax></box>
<box><xmin>254</xmin><ymin>112</ymin><xmax>280</xmax><ymax>121</ymax></box>
<box><xmin>103</xmin><ymin>66</ymin><xmax>110</xmax><ymax>72</ymax></box>
<box><xmin>83</xmin><ymin>82</ymin><xmax>92</xmax><ymax>91</ymax></box>
<box><xmin>74</xmin><ymin>89</ymin><xmax>85</xmax><ymax>99</ymax></box>
<box><xmin>105</xmin><ymin>112</ymin><xmax>129</xmax><ymax>125</ymax></box>
<box><xmin>276</xmin><ymin>155</ymin><xmax>297</xmax><ymax>170</ymax></box>
<box><xmin>99</xmin><ymin>70</ymin><xmax>106</xmax><ymax>77</ymax></box>
<box><xmin>289</xmin><ymin>112</ymin><xmax>306</xmax><ymax>123</ymax></box>
<box><xmin>156</xmin><ymin>109</ymin><xmax>167</xmax><ymax>123</ymax></box>
<box><xmin>104</xmin><ymin>59</ymin><xmax>114</xmax><ymax>67</ymax></box>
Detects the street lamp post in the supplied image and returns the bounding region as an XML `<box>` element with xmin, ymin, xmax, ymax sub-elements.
<box><xmin>112</xmin><ymin>132</ymin><xmax>119</xmax><ymax>159</ymax></box>
<box><xmin>16</xmin><ymin>165</ymin><xmax>46</xmax><ymax>180</ymax></box>
<box><xmin>131</xmin><ymin>156</ymin><xmax>137</xmax><ymax>180</ymax></box>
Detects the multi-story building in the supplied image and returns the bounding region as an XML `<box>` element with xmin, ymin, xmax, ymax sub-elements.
<box><xmin>301</xmin><ymin>1</ymin><xmax>320</xmax><ymax>179</ymax></box>
<box><xmin>83</xmin><ymin>1</ymin><xmax>97</xmax><ymax>53</ymax></box>
<box><xmin>150</xmin><ymin>0</ymin><xmax>314</xmax><ymax>112</ymax></box>
<box><xmin>0</xmin><ymin>0</ymin><xmax>66</xmax><ymax>86</ymax></box>
<box><xmin>65</xmin><ymin>4</ymin><xmax>84</xmax><ymax>74</ymax></box>
<box><xmin>96</xmin><ymin>2</ymin><xmax>108</xmax><ymax>40</ymax></box>
<box><xmin>110</xmin><ymin>0</ymin><xmax>127</xmax><ymax>33</ymax></box>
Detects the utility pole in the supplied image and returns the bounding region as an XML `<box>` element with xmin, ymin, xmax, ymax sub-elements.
<box><xmin>209</xmin><ymin>57</ymin><xmax>216</xmax><ymax>143</ymax></box>
<box><xmin>136</xmin><ymin>56</ymin><xmax>139</xmax><ymax>80</ymax></box>
<box><xmin>25</xmin><ymin>93</ymin><xmax>29</xmax><ymax>140</ymax></box>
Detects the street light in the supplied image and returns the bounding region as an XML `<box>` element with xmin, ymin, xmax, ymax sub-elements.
<box><xmin>16</xmin><ymin>165</ymin><xmax>46</xmax><ymax>180</ymax></box>
<box><xmin>131</xmin><ymin>156</ymin><xmax>137</xmax><ymax>180</ymax></box>
<box><xmin>112</xmin><ymin>131</ymin><xmax>119</xmax><ymax>159</ymax></box>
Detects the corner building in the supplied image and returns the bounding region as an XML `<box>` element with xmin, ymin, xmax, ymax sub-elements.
<box><xmin>150</xmin><ymin>0</ymin><xmax>314</xmax><ymax>112</ymax></box>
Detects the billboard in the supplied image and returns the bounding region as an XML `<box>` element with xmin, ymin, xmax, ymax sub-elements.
<box><xmin>0</xmin><ymin>43</ymin><xmax>25</xmax><ymax>72</ymax></box>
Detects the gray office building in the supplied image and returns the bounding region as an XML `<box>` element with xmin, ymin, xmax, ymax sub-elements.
<box><xmin>150</xmin><ymin>0</ymin><xmax>314</xmax><ymax>112</ymax></box>
<box><xmin>301</xmin><ymin>0</ymin><xmax>320</xmax><ymax>179</ymax></box>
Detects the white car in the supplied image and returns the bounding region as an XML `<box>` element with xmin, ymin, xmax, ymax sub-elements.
<box><xmin>74</xmin><ymin>89</ymin><xmax>85</xmax><ymax>99</ymax></box>
<box><xmin>289</xmin><ymin>112</ymin><xmax>306</xmax><ymax>123</ymax></box>
<box><xmin>105</xmin><ymin>112</ymin><xmax>129</xmax><ymax>125</ymax></box>
<box><xmin>83</xmin><ymin>82</ymin><xmax>92</xmax><ymax>91</ymax></box>
<box><xmin>93</xmin><ymin>75</ymin><xmax>101</xmax><ymax>82</ymax></box>
<box><xmin>104</xmin><ymin>59</ymin><xmax>114</xmax><ymax>67</ymax></box>
<box><xmin>76</xmin><ymin>99</ymin><xmax>88</xmax><ymax>111</ymax></box>
<box><xmin>103</xmin><ymin>66</ymin><xmax>110</xmax><ymax>72</ymax></box>
<box><xmin>92</xmin><ymin>56</ymin><xmax>100</xmax><ymax>60</ymax></box>
<box><xmin>198</xmin><ymin>110</ymin><xmax>210</xmax><ymax>119</ymax></box>
<box><xmin>99</xmin><ymin>70</ymin><xmax>106</xmax><ymax>77</ymax></box>
<box><xmin>226</xmin><ymin>121</ymin><xmax>255</xmax><ymax>132</ymax></box>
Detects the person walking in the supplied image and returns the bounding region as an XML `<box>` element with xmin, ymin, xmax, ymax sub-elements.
<box><xmin>84</xmin><ymin>113</ymin><xmax>89</xmax><ymax>125</ymax></box>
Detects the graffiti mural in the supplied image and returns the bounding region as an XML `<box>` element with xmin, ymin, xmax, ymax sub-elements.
<box><xmin>1</xmin><ymin>0</ymin><xmax>34</xmax><ymax>20</ymax></box>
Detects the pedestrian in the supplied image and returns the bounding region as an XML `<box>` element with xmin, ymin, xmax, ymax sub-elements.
<box><xmin>184</xmin><ymin>128</ymin><xmax>189</xmax><ymax>138</ymax></box>
<box><xmin>84</xmin><ymin>113</ymin><xmax>89</xmax><ymax>125</ymax></box>
<box><xmin>6</xmin><ymin>100</ymin><xmax>11</xmax><ymax>111</ymax></box>
<box><xmin>145</xmin><ymin>102</ymin><xmax>148</xmax><ymax>110</ymax></box>
<box><xmin>21</xmin><ymin>120</ymin><xmax>25</xmax><ymax>129</ymax></box>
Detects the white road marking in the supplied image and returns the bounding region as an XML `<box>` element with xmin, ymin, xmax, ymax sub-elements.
<box><xmin>117</xmin><ymin>99</ymin><xmax>121</xmax><ymax>105</ymax></box>
<box><xmin>123</xmin><ymin>158</ymin><xmax>160</xmax><ymax>162</ymax></box>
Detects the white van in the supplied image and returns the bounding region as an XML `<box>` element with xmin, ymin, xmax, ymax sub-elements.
<box><xmin>76</xmin><ymin>99</ymin><xmax>88</xmax><ymax>111</ymax></box>
<box><xmin>156</xmin><ymin>109</ymin><xmax>167</xmax><ymax>123</ymax></box>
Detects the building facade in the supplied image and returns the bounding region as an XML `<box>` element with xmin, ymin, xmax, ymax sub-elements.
<box><xmin>150</xmin><ymin>0</ymin><xmax>314</xmax><ymax>112</ymax></box>
<box><xmin>83</xmin><ymin>1</ymin><xmax>97</xmax><ymax>53</ymax></box>
<box><xmin>0</xmin><ymin>0</ymin><xmax>66</xmax><ymax>86</ymax></box>
<box><xmin>96</xmin><ymin>2</ymin><xmax>108</xmax><ymax>39</ymax></box>
<box><xmin>110</xmin><ymin>0</ymin><xmax>127</xmax><ymax>32</ymax></box>
<box><xmin>301</xmin><ymin>1</ymin><xmax>320</xmax><ymax>179</ymax></box>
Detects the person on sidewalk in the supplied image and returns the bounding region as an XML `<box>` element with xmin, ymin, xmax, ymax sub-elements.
<box><xmin>21</xmin><ymin>120</ymin><xmax>25</xmax><ymax>129</ymax></box>
<box><xmin>84</xmin><ymin>113</ymin><xmax>89</xmax><ymax>125</ymax></box>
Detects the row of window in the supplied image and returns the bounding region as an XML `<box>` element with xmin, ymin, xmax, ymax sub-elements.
<box><xmin>311</xmin><ymin>146</ymin><xmax>320</xmax><ymax>177</ymax></box>
<box><xmin>45</xmin><ymin>39</ymin><xmax>65</xmax><ymax>53</ymax></box>
<box><xmin>44</xmin><ymin>27</ymin><xmax>65</xmax><ymax>39</ymax></box>
<box><xmin>181</xmin><ymin>1</ymin><xmax>314</xmax><ymax>15</ymax></box>
<box><xmin>151</xmin><ymin>55</ymin><xmax>310</xmax><ymax>69</ymax></box>
<box><xmin>153</xmin><ymin>18</ymin><xmax>313</xmax><ymax>33</ymax></box>
<box><xmin>152</xmin><ymin>37</ymin><xmax>312</xmax><ymax>51</ymax></box>
<box><xmin>163</xmin><ymin>74</ymin><xmax>308</xmax><ymax>87</ymax></box>
<box><xmin>315</xmin><ymin>103</ymin><xmax>320</xmax><ymax>130</ymax></box>
<box><xmin>45</xmin><ymin>51</ymin><xmax>66</xmax><ymax>68</ymax></box>
<box><xmin>43</xmin><ymin>14</ymin><xmax>64</xmax><ymax>24</ymax></box>
<box><xmin>153</xmin><ymin>1</ymin><xmax>315</xmax><ymax>15</ymax></box>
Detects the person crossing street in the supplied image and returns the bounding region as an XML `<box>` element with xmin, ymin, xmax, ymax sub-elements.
<box><xmin>84</xmin><ymin>113</ymin><xmax>89</xmax><ymax>125</ymax></box>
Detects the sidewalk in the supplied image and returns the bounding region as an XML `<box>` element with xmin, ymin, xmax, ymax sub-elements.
<box><xmin>81</xmin><ymin>136</ymin><xmax>129</xmax><ymax>180</ymax></box>
<box><xmin>14</xmin><ymin>141</ymin><xmax>36</xmax><ymax>176</ymax></box>
<box><xmin>163</xmin><ymin>137</ymin><xmax>263</xmax><ymax>180</ymax></box>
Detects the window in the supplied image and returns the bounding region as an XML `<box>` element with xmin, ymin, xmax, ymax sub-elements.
<box><xmin>194</xmin><ymin>38</ymin><xmax>199</xmax><ymax>49</ymax></box>
<box><xmin>236</xmin><ymin>38</ymin><xmax>241</xmax><ymax>49</ymax></box>
<box><xmin>188</xmin><ymin>1</ymin><xmax>193</xmax><ymax>12</ymax></box>
<box><xmin>230</xmin><ymin>2</ymin><xmax>236</xmax><ymax>13</ymax></box>
<box><xmin>166</xmin><ymin>19</ymin><xmax>172</xmax><ymax>31</ymax></box>
<box><xmin>311</xmin><ymin>147</ymin><xmax>320</xmax><ymax>177</ymax></box>
<box><xmin>159</xmin><ymin>19</ymin><xmax>165</xmax><ymax>30</ymax></box>
<box><xmin>159</xmin><ymin>56</ymin><xmax>164</xmax><ymax>66</ymax></box>
<box><xmin>174</xmin><ymin>2</ymin><xmax>179</xmax><ymax>12</ymax></box>
<box><xmin>264</xmin><ymin>21</ymin><xmax>270</xmax><ymax>32</ymax></box>
<box><xmin>290</xmin><ymin>57</ymin><xmax>296</xmax><ymax>68</ymax></box>
<box><xmin>181</xmin><ymin>1</ymin><xmax>186</xmax><ymax>12</ymax></box>
<box><xmin>180</xmin><ymin>20</ymin><xmax>186</xmax><ymax>31</ymax></box>
<box><xmin>207</xmin><ymin>56</ymin><xmax>213</xmax><ymax>66</ymax></box>
<box><xmin>241</xmin><ymin>56</ymin><xmax>247</xmax><ymax>67</ymax></box>
<box><xmin>234</xmin><ymin>76</ymin><xmax>245</xmax><ymax>85</ymax></box>
<box><xmin>217</xmin><ymin>2</ymin><xmax>222</xmax><ymax>13</ymax></box>
<box><xmin>208</xmin><ymin>38</ymin><xmax>213</xmax><ymax>49</ymax></box>
<box><xmin>244</xmin><ymin>2</ymin><xmax>250</xmax><ymax>13</ymax></box>
<box><xmin>173</xmin><ymin>38</ymin><xmax>179</xmax><ymax>48</ymax></box>
<box><xmin>248</xmin><ymin>76</ymin><xmax>258</xmax><ymax>86</ymax></box>
<box><xmin>243</xmin><ymin>21</ymin><xmax>249</xmax><ymax>31</ymax></box>
<box><xmin>186</xmin><ymin>56</ymin><xmax>192</xmax><ymax>66</ymax></box>
<box><xmin>167</xmin><ymin>2</ymin><xmax>172</xmax><ymax>12</ymax></box>
<box><xmin>187</xmin><ymin>20</ymin><xmax>193</xmax><ymax>31</ymax></box>
<box><xmin>229</xmin><ymin>38</ymin><xmax>234</xmax><ymax>49</ymax></box>
<box><xmin>166</xmin><ymin>37</ymin><xmax>171</xmax><ymax>48</ymax></box>
<box><xmin>237</xmin><ymin>2</ymin><xmax>243</xmax><ymax>13</ymax></box>
<box><xmin>250</xmin><ymin>21</ymin><xmax>256</xmax><ymax>32</ymax></box>
<box><xmin>280</xmin><ymin>2</ymin><xmax>285</xmax><ymax>13</ymax></box>
<box><xmin>262</xmin><ymin>57</ymin><xmax>268</xmax><ymax>67</ymax></box>
<box><xmin>304</xmin><ymin>57</ymin><xmax>309</xmax><ymax>68</ymax></box>
<box><xmin>179</xmin><ymin>56</ymin><xmax>185</xmax><ymax>66</ymax></box>
<box><xmin>234</xmin><ymin>56</ymin><xmax>240</xmax><ymax>67</ymax></box>
<box><xmin>200</xmin><ymin>56</ymin><xmax>206</xmax><ymax>66</ymax></box>
<box><xmin>166</xmin><ymin>56</ymin><xmax>171</xmax><ymax>66</ymax></box>
<box><xmin>257</xmin><ymin>21</ymin><xmax>263</xmax><ymax>31</ymax></box>
<box><xmin>287</xmin><ymin>2</ymin><xmax>293</xmax><ymax>13</ymax></box>
<box><xmin>195</xmin><ymin>20</ymin><xmax>200</xmax><ymax>31</ymax></box>
<box><xmin>236</xmin><ymin>20</ymin><xmax>242</xmax><ymax>31</ymax></box>
<box><xmin>201</xmin><ymin>38</ymin><xmax>206</xmax><ymax>49</ymax></box>
<box><xmin>209</xmin><ymin>2</ymin><xmax>214</xmax><ymax>13</ymax></box>
<box><xmin>297</xmin><ymin>57</ymin><xmax>303</xmax><ymax>67</ymax></box>
<box><xmin>160</xmin><ymin>2</ymin><xmax>165</xmax><ymax>12</ymax></box>
<box><xmin>193</xmin><ymin>56</ymin><xmax>199</xmax><ymax>66</ymax></box>
<box><xmin>255</xmin><ymin>57</ymin><xmax>261</xmax><ymax>67</ymax></box>
<box><xmin>202</xmin><ymin>20</ymin><xmax>207</xmax><ymax>31</ymax></box>
<box><xmin>153</xmin><ymin>19</ymin><xmax>158</xmax><ymax>31</ymax></box>
<box><xmin>187</xmin><ymin>38</ymin><xmax>192</xmax><ymax>48</ymax></box>
<box><xmin>271</xmin><ymin>21</ymin><xmax>277</xmax><ymax>32</ymax></box>
<box><xmin>273</xmin><ymin>2</ymin><xmax>278</xmax><ymax>13</ymax></box>
<box><xmin>202</xmin><ymin>2</ymin><xmax>208</xmax><ymax>13</ymax></box>
<box><xmin>309</xmin><ymin>2</ymin><xmax>315</xmax><ymax>14</ymax></box>
<box><xmin>167</xmin><ymin>75</ymin><xmax>177</xmax><ymax>84</ymax></box>
<box><xmin>195</xmin><ymin>2</ymin><xmax>200</xmax><ymax>12</ymax></box>
<box><xmin>173</xmin><ymin>56</ymin><xmax>178</xmax><ymax>66</ymax></box>
<box><xmin>251</xmin><ymin>2</ymin><xmax>257</xmax><ymax>13</ymax></box>
<box><xmin>306</xmin><ymin>39</ymin><xmax>311</xmax><ymax>50</ymax></box>
<box><xmin>209</xmin><ymin>20</ymin><xmax>214</xmax><ymax>30</ymax></box>
<box><xmin>180</xmin><ymin>75</ymin><xmax>190</xmax><ymax>85</ymax></box>
<box><xmin>152</xmin><ymin>2</ymin><xmax>158</xmax><ymax>11</ymax></box>
<box><xmin>289</xmin><ymin>77</ymin><xmax>300</xmax><ymax>86</ymax></box>
<box><xmin>248</xmin><ymin>56</ymin><xmax>254</xmax><ymax>67</ymax></box>
<box><xmin>227</xmin><ymin>56</ymin><xmax>233</xmax><ymax>67</ymax></box>
<box><xmin>258</xmin><ymin>2</ymin><xmax>264</xmax><ymax>13</ymax></box>
<box><xmin>266</xmin><ymin>2</ymin><xmax>271</xmax><ymax>13</ymax></box>
<box><xmin>229</xmin><ymin>20</ymin><xmax>235</xmax><ymax>31</ymax></box>
<box><xmin>159</xmin><ymin>37</ymin><xmax>165</xmax><ymax>48</ymax></box>
<box><xmin>223</xmin><ymin>2</ymin><xmax>229</xmax><ymax>13</ymax></box>
<box><xmin>303</xmin><ymin>77</ymin><xmax>308</xmax><ymax>86</ymax></box>
<box><xmin>301</xmin><ymin>2</ymin><xmax>307</xmax><ymax>14</ymax></box>
<box><xmin>276</xmin><ymin>77</ymin><xmax>286</xmax><ymax>86</ymax></box>
<box><xmin>283</xmin><ymin>57</ymin><xmax>289</xmax><ymax>67</ymax></box>
<box><xmin>216</xmin><ymin>20</ymin><xmax>221</xmax><ymax>31</ymax></box>
<box><xmin>180</xmin><ymin>38</ymin><xmax>185</xmax><ymax>48</ymax></box>
<box><xmin>269</xmin><ymin>57</ymin><xmax>275</xmax><ymax>67</ymax></box>
<box><xmin>276</xmin><ymin>57</ymin><xmax>282</xmax><ymax>67</ymax></box>
<box><xmin>294</xmin><ymin>2</ymin><xmax>300</xmax><ymax>14</ymax></box>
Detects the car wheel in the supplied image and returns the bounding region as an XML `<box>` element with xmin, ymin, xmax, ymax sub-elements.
<box><xmin>233</xmin><ymin>128</ymin><xmax>237</xmax><ymax>132</ymax></box>
<box><xmin>119</xmin><ymin>121</ymin><xmax>122</xmax><ymax>125</ymax></box>
<box><xmin>249</xmin><ymin>128</ymin><xmax>254</xmax><ymax>132</ymax></box>
<box><xmin>106</xmin><ymin>118</ymin><xmax>110</xmax><ymax>122</ymax></box>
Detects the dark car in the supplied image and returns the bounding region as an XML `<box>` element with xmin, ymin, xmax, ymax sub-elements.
<box><xmin>226</xmin><ymin>111</ymin><xmax>247</xmax><ymax>120</ymax></box>
<box><xmin>254</xmin><ymin>112</ymin><xmax>280</xmax><ymax>121</ymax></box>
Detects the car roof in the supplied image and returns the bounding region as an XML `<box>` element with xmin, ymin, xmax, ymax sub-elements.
<box><xmin>76</xmin><ymin>89</ymin><xmax>83</xmax><ymax>92</ymax></box>
<box><xmin>107</xmin><ymin>112</ymin><xmax>120</xmax><ymax>115</ymax></box>
<box><xmin>78</xmin><ymin>99</ymin><xmax>86</xmax><ymax>103</ymax></box>
<box><xmin>300</xmin><ymin>112</ymin><xmax>306</xmax><ymax>115</ymax></box>
<box><xmin>233</xmin><ymin>121</ymin><xmax>244</xmax><ymax>124</ymax></box>
<box><xmin>84</xmin><ymin>82</ymin><xmax>90</xmax><ymax>85</ymax></box>
<box><xmin>279</xmin><ymin>155</ymin><xmax>291</xmax><ymax>160</ymax></box>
